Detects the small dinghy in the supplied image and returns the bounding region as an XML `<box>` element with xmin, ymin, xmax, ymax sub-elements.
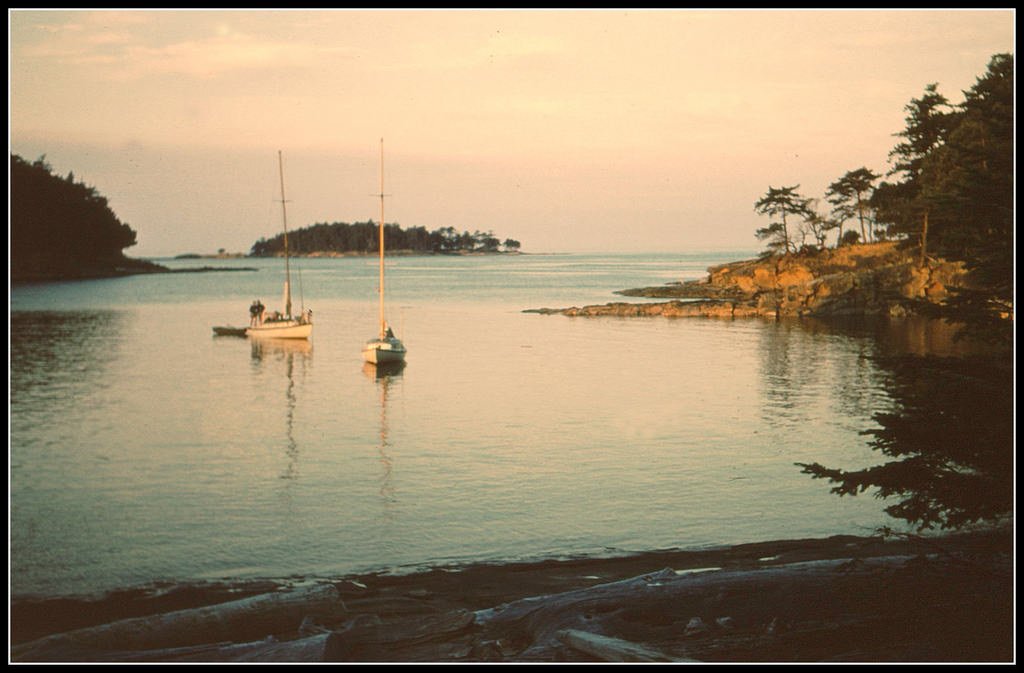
<box><xmin>212</xmin><ymin>326</ymin><xmax>248</xmax><ymax>337</ymax></box>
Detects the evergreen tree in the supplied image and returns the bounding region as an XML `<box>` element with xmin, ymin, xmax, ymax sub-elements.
<box><xmin>754</xmin><ymin>185</ymin><xmax>809</xmax><ymax>255</ymax></box>
<box><xmin>800</xmin><ymin>199</ymin><xmax>834</xmax><ymax>249</ymax></box>
<box><xmin>919</xmin><ymin>54</ymin><xmax>1013</xmax><ymax>346</ymax></box>
<box><xmin>825</xmin><ymin>167</ymin><xmax>880</xmax><ymax>245</ymax></box>
<box><xmin>872</xmin><ymin>83</ymin><xmax>954</xmax><ymax>257</ymax></box>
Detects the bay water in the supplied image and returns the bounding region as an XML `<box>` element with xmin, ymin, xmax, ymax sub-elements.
<box><xmin>10</xmin><ymin>252</ymin><xmax>969</xmax><ymax>599</ymax></box>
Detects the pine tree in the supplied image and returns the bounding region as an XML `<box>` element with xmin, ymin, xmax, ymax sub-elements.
<box><xmin>753</xmin><ymin>185</ymin><xmax>809</xmax><ymax>255</ymax></box>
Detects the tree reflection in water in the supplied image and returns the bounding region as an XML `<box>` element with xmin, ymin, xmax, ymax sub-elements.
<box><xmin>11</xmin><ymin>310</ymin><xmax>130</xmax><ymax>414</ymax></box>
<box><xmin>798</xmin><ymin>351</ymin><xmax>1012</xmax><ymax>531</ymax></box>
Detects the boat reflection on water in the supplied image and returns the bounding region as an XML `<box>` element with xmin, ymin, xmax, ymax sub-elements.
<box><xmin>249</xmin><ymin>337</ymin><xmax>313</xmax><ymax>361</ymax></box>
<box><xmin>362</xmin><ymin>360</ymin><xmax>406</xmax><ymax>381</ymax></box>
<box><xmin>363</xmin><ymin>361</ymin><xmax>405</xmax><ymax>508</ymax></box>
<box><xmin>251</xmin><ymin>338</ymin><xmax>313</xmax><ymax>481</ymax></box>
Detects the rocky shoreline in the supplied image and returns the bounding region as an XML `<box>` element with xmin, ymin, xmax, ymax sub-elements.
<box><xmin>10</xmin><ymin>528</ymin><xmax>1013</xmax><ymax>663</ymax></box>
<box><xmin>526</xmin><ymin>241</ymin><xmax>968</xmax><ymax>320</ymax></box>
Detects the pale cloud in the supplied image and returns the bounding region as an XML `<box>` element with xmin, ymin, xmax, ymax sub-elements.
<box><xmin>85</xmin><ymin>31</ymin><xmax>137</xmax><ymax>46</ymax></box>
<box><xmin>480</xmin><ymin>31</ymin><xmax>564</xmax><ymax>63</ymax></box>
<box><xmin>18</xmin><ymin>9</ymin><xmax>149</xmax><ymax>39</ymax></box>
<box><xmin>13</xmin><ymin>10</ymin><xmax>348</xmax><ymax>81</ymax></box>
<box><xmin>31</xmin><ymin>21</ymin><xmax>84</xmax><ymax>34</ymax></box>
<box><xmin>116</xmin><ymin>34</ymin><xmax>326</xmax><ymax>80</ymax></box>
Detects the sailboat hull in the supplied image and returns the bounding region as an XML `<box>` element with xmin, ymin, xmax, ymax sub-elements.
<box><xmin>362</xmin><ymin>337</ymin><xmax>406</xmax><ymax>364</ymax></box>
<box><xmin>247</xmin><ymin>320</ymin><xmax>313</xmax><ymax>339</ymax></box>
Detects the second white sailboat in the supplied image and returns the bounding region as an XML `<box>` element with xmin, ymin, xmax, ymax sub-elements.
<box><xmin>362</xmin><ymin>138</ymin><xmax>406</xmax><ymax>364</ymax></box>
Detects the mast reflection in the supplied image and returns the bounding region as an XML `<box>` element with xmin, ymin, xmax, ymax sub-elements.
<box><xmin>251</xmin><ymin>339</ymin><xmax>313</xmax><ymax>481</ymax></box>
<box><xmin>363</xmin><ymin>361</ymin><xmax>405</xmax><ymax>506</ymax></box>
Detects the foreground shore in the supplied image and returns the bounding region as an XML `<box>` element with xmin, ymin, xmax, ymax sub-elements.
<box><xmin>11</xmin><ymin>527</ymin><xmax>1012</xmax><ymax>663</ymax></box>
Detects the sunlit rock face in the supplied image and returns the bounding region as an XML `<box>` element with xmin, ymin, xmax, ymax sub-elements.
<box><xmin>532</xmin><ymin>242</ymin><xmax>969</xmax><ymax>320</ymax></box>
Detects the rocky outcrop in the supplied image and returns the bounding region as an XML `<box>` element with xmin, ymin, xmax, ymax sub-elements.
<box><xmin>527</xmin><ymin>242</ymin><xmax>969</xmax><ymax>320</ymax></box>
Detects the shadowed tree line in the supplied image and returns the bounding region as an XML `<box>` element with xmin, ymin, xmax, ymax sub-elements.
<box><xmin>250</xmin><ymin>221</ymin><xmax>521</xmax><ymax>256</ymax></box>
<box><xmin>11</xmin><ymin>153</ymin><xmax>152</xmax><ymax>281</ymax></box>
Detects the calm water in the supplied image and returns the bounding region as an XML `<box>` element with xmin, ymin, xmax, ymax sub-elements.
<box><xmin>10</xmin><ymin>252</ymin><xmax>971</xmax><ymax>599</ymax></box>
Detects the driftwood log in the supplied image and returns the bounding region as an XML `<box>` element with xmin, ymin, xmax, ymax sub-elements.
<box><xmin>556</xmin><ymin>629</ymin><xmax>697</xmax><ymax>662</ymax></box>
<box><xmin>98</xmin><ymin>633</ymin><xmax>332</xmax><ymax>663</ymax></box>
<box><xmin>472</xmin><ymin>557</ymin><xmax>920</xmax><ymax>661</ymax></box>
<box><xmin>11</xmin><ymin>583</ymin><xmax>341</xmax><ymax>662</ymax></box>
<box><xmin>323</xmin><ymin>609</ymin><xmax>476</xmax><ymax>661</ymax></box>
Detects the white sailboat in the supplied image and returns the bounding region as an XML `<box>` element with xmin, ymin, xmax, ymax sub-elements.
<box><xmin>246</xmin><ymin>150</ymin><xmax>313</xmax><ymax>340</ymax></box>
<box><xmin>362</xmin><ymin>138</ymin><xmax>406</xmax><ymax>365</ymax></box>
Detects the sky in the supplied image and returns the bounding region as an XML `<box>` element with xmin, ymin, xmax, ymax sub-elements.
<box><xmin>8</xmin><ymin>9</ymin><xmax>1015</xmax><ymax>257</ymax></box>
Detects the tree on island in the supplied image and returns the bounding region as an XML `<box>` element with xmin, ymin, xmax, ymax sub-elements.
<box><xmin>870</xmin><ymin>83</ymin><xmax>955</xmax><ymax>264</ymax></box>
<box><xmin>753</xmin><ymin>185</ymin><xmax>810</xmax><ymax>255</ymax></box>
<box><xmin>825</xmin><ymin>167</ymin><xmax>881</xmax><ymax>246</ymax></box>
<box><xmin>916</xmin><ymin>54</ymin><xmax>1013</xmax><ymax>347</ymax></box>
<box><xmin>11</xmin><ymin>153</ymin><xmax>145</xmax><ymax>281</ymax></box>
<box><xmin>797</xmin><ymin>199</ymin><xmax>835</xmax><ymax>251</ymax></box>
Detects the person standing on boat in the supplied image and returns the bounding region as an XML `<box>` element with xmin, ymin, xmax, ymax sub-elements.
<box><xmin>250</xmin><ymin>299</ymin><xmax>265</xmax><ymax>327</ymax></box>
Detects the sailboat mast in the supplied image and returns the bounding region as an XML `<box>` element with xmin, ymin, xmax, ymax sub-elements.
<box><xmin>378</xmin><ymin>138</ymin><xmax>386</xmax><ymax>336</ymax></box>
<box><xmin>278</xmin><ymin>150</ymin><xmax>292</xmax><ymax>318</ymax></box>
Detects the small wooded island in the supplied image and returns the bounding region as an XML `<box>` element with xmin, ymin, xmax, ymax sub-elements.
<box><xmin>249</xmin><ymin>221</ymin><xmax>521</xmax><ymax>257</ymax></box>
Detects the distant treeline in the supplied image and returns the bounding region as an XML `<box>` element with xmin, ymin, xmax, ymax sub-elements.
<box><xmin>10</xmin><ymin>153</ymin><xmax>153</xmax><ymax>281</ymax></box>
<box><xmin>250</xmin><ymin>221</ymin><xmax>521</xmax><ymax>256</ymax></box>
